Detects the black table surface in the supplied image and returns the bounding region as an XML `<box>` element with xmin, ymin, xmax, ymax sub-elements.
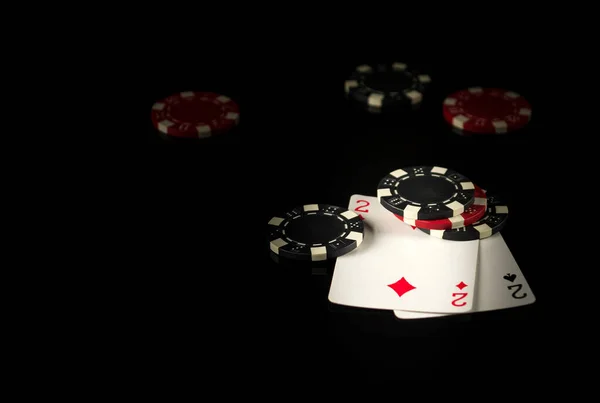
<box><xmin>145</xmin><ymin>49</ymin><xmax>559</xmax><ymax>383</ymax></box>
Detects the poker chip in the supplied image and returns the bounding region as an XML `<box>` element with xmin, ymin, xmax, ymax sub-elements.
<box><xmin>344</xmin><ymin>62</ymin><xmax>431</xmax><ymax>111</ymax></box>
<box><xmin>396</xmin><ymin>185</ymin><xmax>487</xmax><ymax>230</ymax></box>
<box><xmin>443</xmin><ymin>87</ymin><xmax>532</xmax><ymax>134</ymax></box>
<box><xmin>268</xmin><ymin>204</ymin><xmax>364</xmax><ymax>261</ymax></box>
<box><xmin>151</xmin><ymin>91</ymin><xmax>240</xmax><ymax>139</ymax></box>
<box><xmin>377</xmin><ymin>166</ymin><xmax>475</xmax><ymax>220</ymax></box>
<box><xmin>419</xmin><ymin>194</ymin><xmax>509</xmax><ymax>241</ymax></box>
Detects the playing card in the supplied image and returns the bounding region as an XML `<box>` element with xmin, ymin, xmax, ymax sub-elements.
<box><xmin>394</xmin><ymin>232</ymin><xmax>535</xmax><ymax>319</ymax></box>
<box><xmin>328</xmin><ymin>195</ymin><xmax>479</xmax><ymax>313</ymax></box>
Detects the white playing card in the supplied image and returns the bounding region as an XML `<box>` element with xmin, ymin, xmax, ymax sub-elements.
<box><xmin>328</xmin><ymin>195</ymin><xmax>479</xmax><ymax>313</ymax></box>
<box><xmin>394</xmin><ymin>232</ymin><xmax>536</xmax><ymax>319</ymax></box>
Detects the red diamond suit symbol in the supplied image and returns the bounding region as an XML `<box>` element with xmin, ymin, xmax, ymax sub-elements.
<box><xmin>388</xmin><ymin>277</ymin><xmax>416</xmax><ymax>298</ymax></box>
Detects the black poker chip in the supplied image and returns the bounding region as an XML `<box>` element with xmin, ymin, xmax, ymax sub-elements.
<box><xmin>267</xmin><ymin>204</ymin><xmax>364</xmax><ymax>262</ymax></box>
<box><xmin>377</xmin><ymin>166</ymin><xmax>476</xmax><ymax>220</ymax></box>
<box><xmin>344</xmin><ymin>62</ymin><xmax>432</xmax><ymax>112</ymax></box>
<box><xmin>419</xmin><ymin>194</ymin><xmax>509</xmax><ymax>241</ymax></box>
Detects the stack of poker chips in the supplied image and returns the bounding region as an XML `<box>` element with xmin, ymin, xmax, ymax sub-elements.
<box><xmin>377</xmin><ymin>166</ymin><xmax>508</xmax><ymax>241</ymax></box>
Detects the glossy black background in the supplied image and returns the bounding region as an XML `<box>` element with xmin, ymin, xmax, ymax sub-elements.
<box><xmin>145</xmin><ymin>34</ymin><xmax>556</xmax><ymax>384</ymax></box>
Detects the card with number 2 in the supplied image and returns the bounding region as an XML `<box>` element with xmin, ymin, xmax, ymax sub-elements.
<box><xmin>328</xmin><ymin>195</ymin><xmax>479</xmax><ymax>314</ymax></box>
<box><xmin>394</xmin><ymin>232</ymin><xmax>535</xmax><ymax>319</ymax></box>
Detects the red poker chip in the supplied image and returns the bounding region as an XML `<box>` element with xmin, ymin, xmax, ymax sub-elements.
<box><xmin>151</xmin><ymin>91</ymin><xmax>240</xmax><ymax>139</ymax></box>
<box><xmin>442</xmin><ymin>87</ymin><xmax>531</xmax><ymax>134</ymax></box>
<box><xmin>396</xmin><ymin>185</ymin><xmax>487</xmax><ymax>230</ymax></box>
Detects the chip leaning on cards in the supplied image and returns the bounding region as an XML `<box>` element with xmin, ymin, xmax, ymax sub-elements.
<box><xmin>267</xmin><ymin>204</ymin><xmax>364</xmax><ymax>261</ymax></box>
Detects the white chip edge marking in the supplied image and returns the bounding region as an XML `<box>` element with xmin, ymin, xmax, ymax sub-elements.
<box><xmin>196</xmin><ymin>124</ymin><xmax>211</xmax><ymax>138</ymax></box>
<box><xmin>446</xmin><ymin>200</ymin><xmax>465</xmax><ymax>216</ymax></box>
<box><xmin>389</xmin><ymin>168</ymin><xmax>407</xmax><ymax>178</ymax></box>
<box><xmin>226</xmin><ymin>112</ymin><xmax>239</xmax><ymax>122</ymax></box>
<box><xmin>418</xmin><ymin>74</ymin><xmax>431</xmax><ymax>83</ymax></box>
<box><xmin>311</xmin><ymin>246</ymin><xmax>327</xmax><ymax>261</ymax></box>
<box><xmin>468</xmin><ymin>87</ymin><xmax>483</xmax><ymax>94</ymax></box>
<box><xmin>392</xmin><ymin>62</ymin><xmax>407</xmax><ymax>71</ymax></box>
<box><xmin>495</xmin><ymin>206</ymin><xmax>509</xmax><ymax>214</ymax></box>
<box><xmin>431</xmin><ymin>166</ymin><xmax>447</xmax><ymax>175</ymax></box>
<box><xmin>449</xmin><ymin>215</ymin><xmax>465</xmax><ymax>228</ymax></box>
<box><xmin>357</xmin><ymin>65</ymin><xmax>372</xmax><ymax>73</ymax></box>
<box><xmin>505</xmin><ymin>91</ymin><xmax>519</xmax><ymax>99</ymax></box>
<box><xmin>520</xmin><ymin>108</ymin><xmax>532</xmax><ymax>117</ymax></box>
<box><xmin>403</xmin><ymin>217</ymin><xmax>416</xmax><ymax>226</ymax></box>
<box><xmin>444</xmin><ymin>97</ymin><xmax>457</xmax><ymax>106</ymax></box>
<box><xmin>268</xmin><ymin>217</ymin><xmax>284</xmax><ymax>226</ymax></box>
<box><xmin>452</xmin><ymin>115</ymin><xmax>469</xmax><ymax>129</ymax></box>
<box><xmin>474</xmin><ymin>223</ymin><xmax>492</xmax><ymax>238</ymax></box>
<box><xmin>461</xmin><ymin>181</ymin><xmax>475</xmax><ymax>190</ymax></box>
<box><xmin>180</xmin><ymin>91</ymin><xmax>194</xmax><ymax>98</ymax></box>
<box><xmin>403</xmin><ymin>205</ymin><xmax>421</xmax><ymax>220</ymax></box>
<box><xmin>217</xmin><ymin>95</ymin><xmax>231</xmax><ymax>103</ymax></box>
<box><xmin>304</xmin><ymin>204</ymin><xmax>319</xmax><ymax>212</ymax></box>
<box><xmin>493</xmin><ymin>121</ymin><xmax>508</xmax><ymax>133</ymax></box>
<box><xmin>377</xmin><ymin>188</ymin><xmax>392</xmax><ymax>200</ymax></box>
<box><xmin>158</xmin><ymin>120</ymin><xmax>174</xmax><ymax>134</ymax></box>
<box><xmin>344</xmin><ymin>80</ymin><xmax>358</xmax><ymax>94</ymax></box>
<box><xmin>368</xmin><ymin>93</ymin><xmax>384</xmax><ymax>108</ymax></box>
<box><xmin>428</xmin><ymin>229</ymin><xmax>444</xmax><ymax>238</ymax></box>
<box><xmin>341</xmin><ymin>210</ymin><xmax>358</xmax><ymax>220</ymax></box>
<box><xmin>405</xmin><ymin>90</ymin><xmax>423</xmax><ymax>105</ymax></box>
<box><xmin>152</xmin><ymin>102</ymin><xmax>165</xmax><ymax>111</ymax></box>
<box><xmin>345</xmin><ymin>231</ymin><xmax>363</xmax><ymax>247</ymax></box>
<box><xmin>270</xmin><ymin>238</ymin><xmax>288</xmax><ymax>254</ymax></box>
